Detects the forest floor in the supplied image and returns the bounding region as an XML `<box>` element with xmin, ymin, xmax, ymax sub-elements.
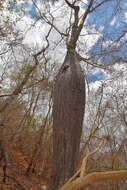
<box><xmin>0</xmin><ymin>146</ymin><xmax>126</xmax><ymax>190</ymax></box>
<box><xmin>0</xmin><ymin>147</ymin><xmax>50</xmax><ymax>190</ymax></box>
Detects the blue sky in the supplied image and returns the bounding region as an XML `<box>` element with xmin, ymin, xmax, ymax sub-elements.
<box><xmin>87</xmin><ymin>70</ymin><xmax>106</xmax><ymax>83</ymax></box>
<box><xmin>86</xmin><ymin>0</ymin><xmax>127</xmax><ymax>65</ymax></box>
<box><xmin>16</xmin><ymin>0</ymin><xmax>127</xmax><ymax>83</ymax></box>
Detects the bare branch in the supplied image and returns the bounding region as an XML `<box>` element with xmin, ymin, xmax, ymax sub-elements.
<box><xmin>0</xmin><ymin>62</ymin><xmax>38</xmax><ymax>113</ymax></box>
<box><xmin>76</xmin><ymin>52</ymin><xmax>111</xmax><ymax>71</ymax></box>
<box><xmin>32</xmin><ymin>0</ymin><xmax>67</xmax><ymax>37</ymax></box>
<box><xmin>76</xmin><ymin>0</ymin><xmax>94</xmax><ymax>37</ymax></box>
<box><xmin>90</xmin><ymin>0</ymin><xmax>113</xmax><ymax>13</ymax></box>
<box><xmin>65</xmin><ymin>0</ymin><xmax>75</xmax><ymax>9</ymax></box>
<box><xmin>0</xmin><ymin>94</ymin><xmax>12</xmax><ymax>98</ymax></box>
<box><xmin>0</xmin><ymin>19</ymin><xmax>53</xmax><ymax>113</ymax></box>
<box><xmin>80</xmin><ymin>137</ymin><xmax>104</xmax><ymax>178</ymax></box>
<box><xmin>59</xmin><ymin>170</ymin><xmax>127</xmax><ymax>190</ymax></box>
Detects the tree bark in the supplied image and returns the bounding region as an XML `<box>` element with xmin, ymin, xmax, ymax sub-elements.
<box><xmin>51</xmin><ymin>51</ymin><xmax>85</xmax><ymax>190</ymax></box>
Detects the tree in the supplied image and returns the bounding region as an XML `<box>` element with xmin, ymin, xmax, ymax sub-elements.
<box><xmin>52</xmin><ymin>51</ymin><xmax>85</xmax><ymax>189</ymax></box>
<box><xmin>1</xmin><ymin>0</ymin><xmax>127</xmax><ymax>189</ymax></box>
<box><xmin>51</xmin><ymin>0</ymin><xmax>127</xmax><ymax>189</ymax></box>
<box><xmin>51</xmin><ymin>0</ymin><xmax>95</xmax><ymax>189</ymax></box>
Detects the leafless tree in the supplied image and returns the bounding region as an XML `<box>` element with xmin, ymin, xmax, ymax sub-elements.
<box><xmin>52</xmin><ymin>51</ymin><xmax>85</xmax><ymax>189</ymax></box>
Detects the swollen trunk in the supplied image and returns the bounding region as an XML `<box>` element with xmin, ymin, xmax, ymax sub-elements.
<box><xmin>51</xmin><ymin>51</ymin><xmax>85</xmax><ymax>190</ymax></box>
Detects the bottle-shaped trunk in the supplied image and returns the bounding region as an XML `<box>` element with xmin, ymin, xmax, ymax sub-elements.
<box><xmin>51</xmin><ymin>51</ymin><xmax>85</xmax><ymax>190</ymax></box>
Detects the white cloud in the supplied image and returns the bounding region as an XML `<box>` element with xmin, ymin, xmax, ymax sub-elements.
<box><xmin>99</xmin><ymin>26</ymin><xmax>104</xmax><ymax>32</ymax></box>
<box><xmin>110</xmin><ymin>17</ymin><xmax>116</xmax><ymax>26</ymax></box>
<box><xmin>125</xmin><ymin>12</ymin><xmax>127</xmax><ymax>20</ymax></box>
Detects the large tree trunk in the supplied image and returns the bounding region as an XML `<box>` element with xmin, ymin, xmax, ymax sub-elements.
<box><xmin>51</xmin><ymin>51</ymin><xmax>85</xmax><ymax>190</ymax></box>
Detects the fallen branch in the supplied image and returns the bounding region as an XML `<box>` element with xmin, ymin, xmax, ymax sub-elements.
<box><xmin>80</xmin><ymin>137</ymin><xmax>104</xmax><ymax>178</ymax></box>
<box><xmin>58</xmin><ymin>136</ymin><xmax>127</xmax><ymax>190</ymax></box>
<box><xmin>58</xmin><ymin>170</ymin><xmax>127</xmax><ymax>190</ymax></box>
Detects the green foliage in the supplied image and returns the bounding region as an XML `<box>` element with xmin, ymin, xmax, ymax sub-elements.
<box><xmin>119</xmin><ymin>165</ymin><xmax>125</xmax><ymax>170</ymax></box>
<box><xmin>0</xmin><ymin>2</ymin><xmax>3</xmax><ymax>10</ymax></box>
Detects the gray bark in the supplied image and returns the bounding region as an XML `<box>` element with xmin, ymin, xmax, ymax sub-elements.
<box><xmin>51</xmin><ymin>51</ymin><xmax>85</xmax><ymax>190</ymax></box>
